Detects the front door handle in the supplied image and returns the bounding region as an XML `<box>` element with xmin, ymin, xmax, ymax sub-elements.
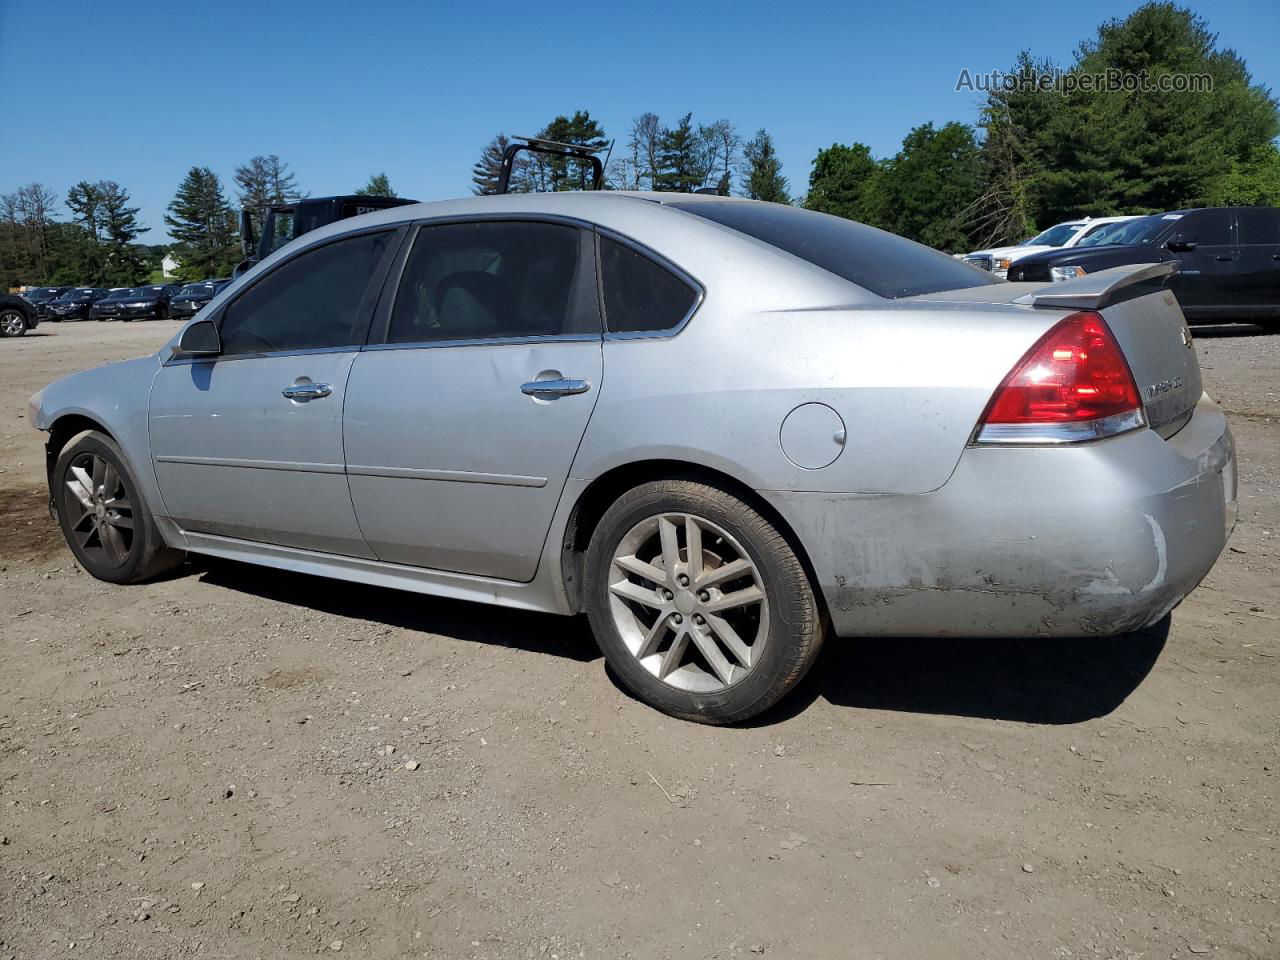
<box><xmin>521</xmin><ymin>378</ymin><xmax>591</xmax><ymax>399</ymax></box>
<box><xmin>1215</xmin><ymin>255</ymin><xmax>1234</xmax><ymax>261</ymax></box>
<box><xmin>282</xmin><ymin>381</ymin><xmax>333</xmax><ymax>402</ymax></box>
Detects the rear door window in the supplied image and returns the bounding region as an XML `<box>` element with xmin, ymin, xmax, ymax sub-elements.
<box><xmin>1236</xmin><ymin>208</ymin><xmax>1280</xmax><ymax>245</ymax></box>
<box><xmin>386</xmin><ymin>221</ymin><xmax>598</xmax><ymax>344</ymax></box>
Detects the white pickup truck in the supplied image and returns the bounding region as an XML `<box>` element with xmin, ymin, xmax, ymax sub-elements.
<box><xmin>959</xmin><ymin>215</ymin><xmax>1137</xmax><ymax>279</ymax></box>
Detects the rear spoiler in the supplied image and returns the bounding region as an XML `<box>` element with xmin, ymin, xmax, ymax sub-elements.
<box><xmin>1013</xmin><ymin>261</ymin><xmax>1176</xmax><ymax>310</ymax></box>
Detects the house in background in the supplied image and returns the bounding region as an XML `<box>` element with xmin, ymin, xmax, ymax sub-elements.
<box><xmin>161</xmin><ymin>251</ymin><xmax>182</xmax><ymax>279</ymax></box>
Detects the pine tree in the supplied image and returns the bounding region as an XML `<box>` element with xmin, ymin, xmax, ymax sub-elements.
<box><xmin>742</xmin><ymin>129</ymin><xmax>790</xmax><ymax>203</ymax></box>
<box><xmin>528</xmin><ymin>111</ymin><xmax>608</xmax><ymax>191</ymax></box>
<box><xmin>355</xmin><ymin>173</ymin><xmax>396</xmax><ymax>197</ymax></box>
<box><xmin>235</xmin><ymin>155</ymin><xmax>303</xmax><ymax>237</ymax></box>
<box><xmin>164</xmin><ymin>167</ymin><xmax>239</xmax><ymax>281</ymax></box>
<box><xmin>472</xmin><ymin>134</ymin><xmax>519</xmax><ymax>195</ymax></box>
<box><xmin>65</xmin><ymin>181</ymin><xmax>107</xmax><ymax>283</ymax></box>
<box><xmin>654</xmin><ymin>114</ymin><xmax>706</xmax><ymax>193</ymax></box>
<box><xmin>98</xmin><ymin>181</ymin><xmax>149</xmax><ymax>285</ymax></box>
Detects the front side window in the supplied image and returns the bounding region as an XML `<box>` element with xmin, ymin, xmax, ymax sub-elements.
<box><xmin>219</xmin><ymin>230</ymin><xmax>394</xmax><ymax>356</ymax></box>
<box><xmin>599</xmin><ymin>235</ymin><xmax>699</xmax><ymax>333</ymax></box>
<box><xmin>1184</xmin><ymin>210</ymin><xmax>1235</xmax><ymax>247</ymax></box>
<box><xmin>387</xmin><ymin>221</ymin><xmax>596</xmax><ymax>344</ymax></box>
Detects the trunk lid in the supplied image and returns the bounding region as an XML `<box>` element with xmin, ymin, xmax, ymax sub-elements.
<box><xmin>1099</xmin><ymin>288</ymin><xmax>1201</xmax><ymax>437</ymax></box>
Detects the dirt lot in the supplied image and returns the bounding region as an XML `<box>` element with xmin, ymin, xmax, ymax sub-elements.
<box><xmin>1</xmin><ymin>319</ymin><xmax>1277</xmax><ymax>960</ymax></box>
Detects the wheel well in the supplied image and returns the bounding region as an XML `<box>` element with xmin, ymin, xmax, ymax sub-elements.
<box><xmin>45</xmin><ymin>415</ymin><xmax>113</xmax><ymax>486</ymax></box>
<box><xmin>559</xmin><ymin>459</ymin><xmax>823</xmax><ymax>616</ymax></box>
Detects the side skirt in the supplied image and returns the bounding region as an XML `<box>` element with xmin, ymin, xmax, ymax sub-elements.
<box><xmin>182</xmin><ymin>532</ymin><xmax>571</xmax><ymax>616</ymax></box>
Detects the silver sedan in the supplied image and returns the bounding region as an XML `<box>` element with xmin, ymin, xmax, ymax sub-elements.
<box><xmin>29</xmin><ymin>193</ymin><xmax>1237</xmax><ymax>723</ymax></box>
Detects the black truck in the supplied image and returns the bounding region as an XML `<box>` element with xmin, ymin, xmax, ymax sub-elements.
<box><xmin>1008</xmin><ymin>206</ymin><xmax>1280</xmax><ymax>327</ymax></box>
<box><xmin>234</xmin><ymin>195</ymin><xmax>417</xmax><ymax>277</ymax></box>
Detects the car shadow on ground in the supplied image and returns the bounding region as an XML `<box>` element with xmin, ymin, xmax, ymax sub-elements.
<box><xmin>194</xmin><ymin>556</ymin><xmax>1168</xmax><ymax>727</ymax></box>
<box><xmin>746</xmin><ymin>616</ymin><xmax>1171</xmax><ymax>727</ymax></box>
<box><xmin>193</xmin><ymin>557</ymin><xmax>601</xmax><ymax>663</ymax></box>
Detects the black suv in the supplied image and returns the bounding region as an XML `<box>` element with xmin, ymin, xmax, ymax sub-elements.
<box><xmin>168</xmin><ymin>279</ymin><xmax>230</xmax><ymax>320</ymax></box>
<box><xmin>45</xmin><ymin>288</ymin><xmax>110</xmax><ymax>321</ymax></box>
<box><xmin>1008</xmin><ymin>206</ymin><xmax>1280</xmax><ymax>326</ymax></box>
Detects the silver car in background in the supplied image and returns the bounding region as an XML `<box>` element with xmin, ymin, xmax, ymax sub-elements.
<box><xmin>29</xmin><ymin>193</ymin><xmax>1237</xmax><ymax>723</ymax></box>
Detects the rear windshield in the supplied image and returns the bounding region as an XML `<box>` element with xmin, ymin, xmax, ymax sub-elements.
<box><xmin>668</xmin><ymin>201</ymin><xmax>1000</xmax><ymax>299</ymax></box>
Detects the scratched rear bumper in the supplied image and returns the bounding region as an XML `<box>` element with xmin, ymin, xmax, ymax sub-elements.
<box><xmin>766</xmin><ymin>392</ymin><xmax>1236</xmax><ymax>638</ymax></box>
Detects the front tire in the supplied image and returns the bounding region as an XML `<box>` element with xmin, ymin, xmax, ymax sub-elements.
<box><xmin>584</xmin><ymin>480</ymin><xmax>824</xmax><ymax>724</ymax></box>
<box><xmin>0</xmin><ymin>308</ymin><xmax>29</xmax><ymax>337</ymax></box>
<box><xmin>53</xmin><ymin>430</ymin><xmax>184</xmax><ymax>584</ymax></box>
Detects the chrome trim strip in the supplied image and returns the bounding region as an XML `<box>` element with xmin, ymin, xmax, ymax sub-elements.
<box><xmin>155</xmin><ymin>455</ymin><xmax>345</xmax><ymax>474</ymax></box>
<box><xmin>346</xmin><ymin>464</ymin><xmax>547</xmax><ymax>487</ymax></box>
<box><xmin>973</xmin><ymin>408</ymin><xmax>1147</xmax><ymax>446</ymax></box>
<box><xmin>363</xmin><ymin>333</ymin><xmax>599</xmax><ymax>353</ymax></box>
<box><xmin>164</xmin><ymin>344</ymin><xmax>358</xmax><ymax>366</ymax></box>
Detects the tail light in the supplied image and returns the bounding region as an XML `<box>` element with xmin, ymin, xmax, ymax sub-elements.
<box><xmin>974</xmin><ymin>311</ymin><xmax>1146</xmax><ymax>444</ymax></box>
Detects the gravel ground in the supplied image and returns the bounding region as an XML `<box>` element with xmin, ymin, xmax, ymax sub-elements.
<box><xmin>1</xmin><ymin>319</ymin><xmax>1277</xmax><ymax>960</ymax></box>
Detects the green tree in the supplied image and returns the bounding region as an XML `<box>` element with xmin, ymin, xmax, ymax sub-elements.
<box><xmin>742</xmin><ymin>129</ymin><xmax>790</xmax><ymax>203</ymax></box>
<box><xmin>0</xmin><ymin>182</ymin><xmax>58</xmax><ymax>286</ymax></box>
<box><xmin>98</xmin><ymin>181</ymin><xmax>149</xmax><ymax>285</ymax></box>
<box><xmin>654</xmin><ymin>114</ymin><xmax>706</xmax><ymax>193</ymax></box>
<box><xmin>164</xmin><ymin>166</ymin><xmax>239</xmax><ymax>281</ymax></box>
<box><xmin>982</xmin><ymin>4</ymin><xmax>1280</xmax><ymax>231</ymax></box>
<box><xmin>526</xmin><ymin>111</ymin><xmax>608</xmax><ymax>192</ymax></box>
<box><xmin>355</xmin><ymin>173</ymin><xmax>396</xmax><ymax>197</ymax></box>
<box><xmin>235</xmin><ymin>155</ymin><xmax>304</xmax><ymax>238</ymax></box>
<box><xmin>871</xmin><ymin>122</ymin><xmax>984</xmax><ymax>251</ymax></box>
<box><xmin>804</xmin><ymin>142</ymin><xmax>880</xmax><ymax>220</ymax></box>
<box><xmin>65</xmin><ymin>181</ymin><xmax>109</xmax><ymax>284</ymax></box>
<box><xmin>472</xmin><ymin>133</ymin><xmax>522</xmax><ymax>195</ymax></box>
<box><xmin>1210</xmin><ymin>142</ymin><xmax>1280</xmax><ymax>205</ymax></box>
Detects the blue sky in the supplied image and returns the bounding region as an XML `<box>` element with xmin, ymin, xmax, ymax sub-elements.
<box><xmin>1</xmin><ymin>0</ymin><xmax>1277</xmax><ymax>243</ymax></box>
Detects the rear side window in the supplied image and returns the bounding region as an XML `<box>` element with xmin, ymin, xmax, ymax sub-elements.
<box><xmin>599</xmin><ymin>235</ymin><xmax>698</xmax><ymax>333</ymax></box>
<box><xmin>387</xmin><ymin>221</ymin><xmax>597</xmax><ymax>343</ymax></box>
<box><xmin>669</xmin><ymin>200</ymin><xmax>1001</xmax><ymax>299</ymax></box>
<box><xmin>220</xmin><ymin>230</ymin><xmax>393</xmax><ymax>355</ymax></box>
<box><xmin>1236</xmin><ymin>208</ymin><xmax>1280</xmax><ymax>245</ymax></box>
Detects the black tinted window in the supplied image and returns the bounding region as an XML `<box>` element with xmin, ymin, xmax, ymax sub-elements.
<box><xmin>599</xmin><ymin>236</ymin><xmax>698</xmax><ymax>333</ymax></box>
<box><xmin>388</xmin><ymin>221</ymin><xmax>596</xmax><ymax>343</ymax></box>
<box><xmin>1185</xmin><ymin>209</ymin><xmax>1235</xmax><ymax>246</ymax></box>
<box><xmin>1236</xmin><ymin>208</ymin><xmax>1280</xmax><ymax>245</ymax></box>
<box><xmin>220</xmin><ymin>230</ymin><xmax>393</xmax><ymax>355</ymax></box>
<box><xmin>669</xmin><ymin>200</ymin><xmax>1001</xmax><ymax>299</ymax></box>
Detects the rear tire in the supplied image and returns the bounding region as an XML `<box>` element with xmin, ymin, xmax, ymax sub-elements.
<box><xmin>53</xmin><ymin>430</ymin><xmax>184</xmax><ymax>584</ymax></box>
<box><xmin>584</xmin><ymin>479</ymin><xmax>824</xmax><ymax>724</ymax></box>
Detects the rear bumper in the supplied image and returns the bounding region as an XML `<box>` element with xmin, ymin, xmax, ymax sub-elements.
<box><xmin>766</xmin><ymin>392</ymin><xmax>1236</xmax><ymax>638</ymax></box>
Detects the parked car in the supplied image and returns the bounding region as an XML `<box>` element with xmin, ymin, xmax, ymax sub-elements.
<box><xmin>22</xmin><ymin>286</ymin><xmax>73</xmax><ymax>319</ymax></box>
<box><xmin>1007</xmin><ymin>206</ymin><xmax>1280</xmax><ymax>326</ymax></box>
<box><xmin>89</xmin><ymin>287</ymin><xmax>141</xmax><ymax>321</ymax></box>
<box><xmin>28</xmin><ymin>194</ymin><xmax>1236</xmax><ymax>723</ymax></box>
<box><xmin>0</xmin><ymin>293</ymin><xmax>38</xmax><ymax>337</ymax></box>
<box><xmin>960</xmin><ymin>216</ymin><xmax>1138</xmax><ymax>278</ymax></box>
<box><xmin>113</xmin><ymin>284</ymin><xmax>180</xmax><ymax>321</ymax></box>
<box><xmin>168</xmin><ymin>280</ymin><xmax>231</xmax><ymax>320</ymax></box>
<box><xmin>45</xmin><ymin>287</ymin><xmax>109</xmax><ymax>321</ymax></box>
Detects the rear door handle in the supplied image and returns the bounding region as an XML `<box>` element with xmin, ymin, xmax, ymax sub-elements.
<box><xmin>521</xmin><ymin>378</ymin><xmax>591</xmax><ymax>399</ymax></box>
<box><xmin>1215</xmin><ymin>255</ymin><xmax>1234</xmax><ymax>261</ymax></box>
<box><xmin>282</xmin><ymin>381</ymin><xmax>332</xmax><ymax>402</ymax></box>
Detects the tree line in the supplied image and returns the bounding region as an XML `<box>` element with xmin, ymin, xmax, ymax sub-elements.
<box><xmin>1</xmin><ymin>162</ymin><xmax>397</xmax><ymax>288</ymax></box>
<box><xmin>5</xmin><ymin>3</ymin><xmax>1276</xmax><ymax>288</ymax></box>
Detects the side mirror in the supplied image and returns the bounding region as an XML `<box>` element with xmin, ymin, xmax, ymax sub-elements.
<box><xmin>1167</xmin><ymin>233</ymin><xmax>1198</xmax><ymax>252</ymax></box>
<box><xmin>176</xmin><ymin>318</ymin><xmax>221</xmax><ymax>356</ymax></box>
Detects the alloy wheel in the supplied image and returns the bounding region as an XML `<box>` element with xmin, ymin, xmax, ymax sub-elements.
<box><xmin>608</xmin><ymin>512</ymin><xmax>769</xmax><ymax>693</ymax></box>
<box><xmin>1</xmin><ymin>310</ymin><xmax>26</xmax><ymax>336</ymax></box>
<box><xmin>63</xmin><ymin>452</ymin><xmax>135</xmax><ymax>568</ymax></box>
